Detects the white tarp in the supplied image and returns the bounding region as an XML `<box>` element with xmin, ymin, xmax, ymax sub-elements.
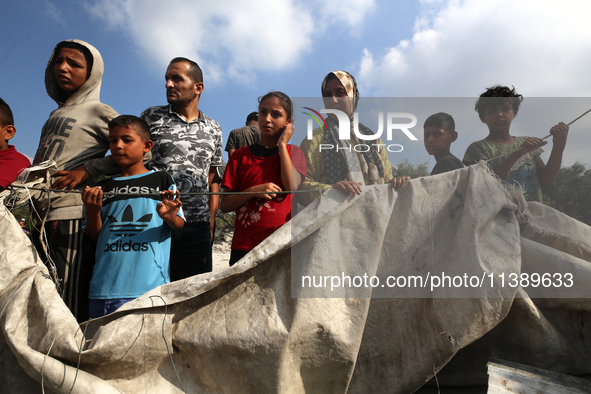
<box><xmin>1</xmin><ymin>163</ymin><xmax>590</xmax><ymax>393</ymax></box>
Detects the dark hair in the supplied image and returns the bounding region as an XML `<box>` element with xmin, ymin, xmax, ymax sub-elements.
<box><xmin>245</xmin><ymin>111</ymin><xmax>258</xmax><ymax>125</ymax></box>
<box><xmin>424</xmin><ymin>112</ymin><xmax>455</xmax><ymax>133</ymax></box>
<box><xmin>54</xmin><ymin>41</ymin><xmax>93</xmax><ymax>80</ymax></box>
<box><xmin>475</xmin><ymin>85</ymin><xmax>523</xmax><ymax>121</ymax></box>
<box><xmin>108</xmin><ymin>115</ymin><xmax>151</xmax><ymax>141</ymax></box>
<box><xmin>258</xmin><ymin>91</ymin><xmax>293</xmax><ymax>120</ymax></box>
<box><xmin>170</xmin><ymin>57</ymin><xmax>203</xmax><ymax>84</ymax></box>
<box><xmin>0</xmin><ymin>98</ymin><xmax>14</xmax><ymax>127</ymax></box>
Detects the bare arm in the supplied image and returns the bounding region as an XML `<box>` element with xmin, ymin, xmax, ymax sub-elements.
<box><xmin>209</xmin><ymin>182</ymin><xmax>219</xmax><ymax>239</ymax></box>
<box><xmin>82</xmin><ymin>186</ymin><xmax>103</xmax><ymax>242</ymax></box>
<box><xmin>208</xmin><ymin>167</ymin><xmax>215</xmax><ymax>187</ymax></box>
<box><xmin>537</xmin><ymin>122</ymin><xmax>568</xmax><ymax>187</ymax></box>
<box><xmin>493</xmin><ymin>137</ymin><xmax>547</xmax><ymax>180</ymax></box>
<box><xmin>277</xmin><ymin>124</ymin><xmax>302</xmax><ymax>191</ymax></box>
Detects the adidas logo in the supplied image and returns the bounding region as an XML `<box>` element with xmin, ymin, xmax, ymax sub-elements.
<box><xmin>103</xmin><ymin>205</ymin><xmax>152</xmax><ymax>253</ymax></box>
<box><xmin>107</xmin><ymin>205</ymin><xmax>152</xmax><ymax>237</ymax></box>
<box><xmin>108</xmin><ymin>185</ymin><xmax>162</xmax><ymax>195</ymax></box>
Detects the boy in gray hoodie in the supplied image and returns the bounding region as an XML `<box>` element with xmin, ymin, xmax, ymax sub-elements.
<box><xmin>33</xmin><ymin>39</ymin><xmax>120</xmax><ymax>321</ymax></box>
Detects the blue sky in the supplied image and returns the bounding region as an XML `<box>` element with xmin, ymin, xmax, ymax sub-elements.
<box><xmin>2</xmin><ymin>0</ymin><xmax>590</xmax><ymax>169</ymax></box>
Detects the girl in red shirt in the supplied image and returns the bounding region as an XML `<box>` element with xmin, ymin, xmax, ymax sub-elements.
<box><xmin>221</xmin><ymin>92</ymin><xmax>306</xmax><ymax>265</ymax></box>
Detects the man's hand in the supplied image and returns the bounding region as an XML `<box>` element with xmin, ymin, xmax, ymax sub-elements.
<box><xmin>51</xmin><ymin>165</ymin><xmax>91</xmax><ymax>190</ymax></box>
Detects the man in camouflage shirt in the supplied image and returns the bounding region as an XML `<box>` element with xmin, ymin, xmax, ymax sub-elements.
<box><xmin>142</xmin><ymin>57</ymin><xmax>223</xmax><ymax>280</ymax></box>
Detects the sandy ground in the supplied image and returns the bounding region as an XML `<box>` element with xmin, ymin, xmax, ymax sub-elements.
<box><xmin>212</xmin><ymin>231</ymin><xmax>232</xmax><ymax>271</ymax></box>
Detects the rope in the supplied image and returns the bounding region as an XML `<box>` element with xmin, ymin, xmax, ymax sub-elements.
<box><xmin>5</xmin><ymin>182</ymin><xmax>321</xmax><ymax>295</ymax></box>
<box><xmin>149</xmin><ymin>295</ymin><xmax>187</xmax><ymax>393</ymax></box>
<box><xmin>8</xmin><ymin>184</ymin><xmax>322</xmax><ymax>197</ymax></box>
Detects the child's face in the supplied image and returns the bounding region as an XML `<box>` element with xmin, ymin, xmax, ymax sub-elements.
<box><xmin>53</xmin><ymin>47</ymin><xmax>88</xmax><ymax>95</ymax></box>
<box><xmin>424</xmin><ymin>126</ymin><xmax>457</xmax><ymax>158</ymax></box>
<box><xmin>482</xmin><ymin>102</ymin><xmax>516</xmax><ymax>133</ymax></box>
<box><xmin>258</xmin><ymin>97</ymin><xmax>290</xmax><ymax>138</ymax></box>
<box><xmin>108</xmin><ymin>126</ymin><xmax>152</xmax><ymax>168</ymax></box>
<box><xmin>0</xmin><ymin>124</ymin><xmax>16</xmax><ymax>151</ymax></box>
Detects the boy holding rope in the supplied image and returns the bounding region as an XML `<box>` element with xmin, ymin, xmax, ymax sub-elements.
<box><xmin>463</xmin><ymin>85</ymin><xmax>569</xmax><ymax>202</ymax></box>
<box><xmin>82</xmin><ymin>115</ymin><xmax>184</xmax><ymax>318</ymax></box>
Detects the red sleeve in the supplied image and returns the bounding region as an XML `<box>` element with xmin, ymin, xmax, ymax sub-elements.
<box><xmin>289</xmin><ymin>145</ymin><xmax>307</xmax><ymax>178</ymax></box>
<box><xmin>221</xmin><ymin>148</ymin><xmax>243</xmax><ymax>192</ymax></box>
<box><xmin>0</xmin><ymin>148</ymin><xmax>31</xmax><ymax>189</ymax></box>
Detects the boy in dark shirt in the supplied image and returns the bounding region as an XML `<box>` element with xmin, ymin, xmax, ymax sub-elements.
<box><xmin>423</xmin><ymin>112</ymin><xmax>463</xmax><ymax>175</ymax></box>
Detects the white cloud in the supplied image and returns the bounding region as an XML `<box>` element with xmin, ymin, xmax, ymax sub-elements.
<box><xmin>85</xmin><ymin>0</ymin><xmax>375</xmax><ymax>84</ymax></box>
<box><xmin>358</xmin><ymin>0</ymin><xmax>591</xmax><ymax>97</ymax></box>
<box><xmin>318</xmin><ymin>0</ymin><xmax>375</xmax><ymax>28</ymax></box>
<box><xmin>44</xmin><ymin>1</ymin><xmax>66</xmax><ymax>27</ymax></box>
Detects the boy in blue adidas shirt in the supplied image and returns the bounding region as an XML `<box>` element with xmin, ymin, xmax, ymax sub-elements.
<box><xmin>83</xmin><ymin>115</ymin><xmax>184</xmax><ymax>318</ymax></box>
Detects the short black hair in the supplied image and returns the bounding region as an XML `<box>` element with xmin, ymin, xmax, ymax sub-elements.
<box><xmin>475</xmin><ymin>85</ymin><xmax>523</xmax><ymax>121</ymax></box>
<box><xmin>108</xmin><ymin>115</ymin><xmax>151</xmax><ymax>141</ymax></box>
<box><xmin>170</xmin><ymin>57</ymin><xmax>203</xmax><ymax>84</ymax></box>
<box><xmin>246</xmin><ymin>111</ymin><xmax>258</xmax><ymax>125</ymax></box>
<box><xmin>54</xmin><ymin>41</ymin><xmax>94</xmax><ymax>80</ymax></box>
<box><xmin>424</xmin><ymin>112</ymin><xmax>455</xmax><ymax>133</ymax></box>
<box><xmin>258</xmin><ymin>91</ymin><xmax>293</xmax><ymax>120</ymax></box>
<box><xmin>0</xmin><ymin>98</ymin><xmax>14</xmax><ymax>127</ymax></box>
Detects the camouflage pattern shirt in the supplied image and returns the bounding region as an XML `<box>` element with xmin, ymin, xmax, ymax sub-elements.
<box><xmin>141</xmin><ymin>105</ymin><xmax>223</xmax><ymax>222</ymax></box>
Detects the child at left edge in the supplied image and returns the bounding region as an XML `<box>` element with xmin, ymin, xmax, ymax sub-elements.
<box><xmin>82</xmin><ymin>115</ymin><xmax>184</xmax><ymax>319</ymax></box>
<box><xmin>220</xmin><ymin>91</ymin><xmax>307</xmax><ymax>266</ymax></box>
<box><xmin>0</xmin><ymin>98</ymin><xmax>31</xmax><ymax>192</ymax></box>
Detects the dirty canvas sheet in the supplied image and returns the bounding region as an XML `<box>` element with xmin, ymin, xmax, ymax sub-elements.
<box><xmin>1</xmin><ymin>163</ymin><xmax>590</xmax><ymax>393</ymax></box>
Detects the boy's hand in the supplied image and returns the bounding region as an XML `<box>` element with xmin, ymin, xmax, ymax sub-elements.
<box><xmin>157</xmin><ymin>190</ymin><xmax>182</xmax><ymax>224</ymax></box>
<box><xmin>248</xmin><ymin>183</ymin><xmax>282</xmax><ymax>200</ymax></box>
<box><xmin>390</xmin><ymin>176</ymin><xmax>411</xmax><ymax>190</ymax></box>
<box><xmin>82</xmin><ymin>186</ymin><xmax>103</xmax><ymax>213</ymax></box>
<box><xmin>519</xmin><ymin>137</ymin><xmax>547</xmax><ymax>154</ymax></box>
<box><xmin>51</xmin><ymin>165</ymin><xmax>91</xmax><ymax>190</ymax></box>
<box><xmin>277</xmin><ymin>123</ymin><xmax>294</xmax><ymax>148</ymax></box>
<box><xmin>549</xmin><ymin>122</ymin><xmax>569</xmax><ymax>146</ymax></box>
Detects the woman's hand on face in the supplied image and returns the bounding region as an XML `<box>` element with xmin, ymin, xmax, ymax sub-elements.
<box><xmin>390</xmin><ymin>176</ymin><xmax>410</xmax><ymax>190</ymax></box>
<box><xmin>332</xmin><ymin>180</ymin><xmax>363</xmax><ymax>195</ymax></box>
<box><xmin>277</xmin><ymin>123</ymin><xmax>294</xmax><ymax>148</ymax></box>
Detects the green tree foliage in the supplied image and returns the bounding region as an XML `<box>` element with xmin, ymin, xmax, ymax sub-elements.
<box><xmin>544</xmin><ymin>162</ymin><xmax>591</xmax><ymax>225</ymax></box>
<box><xmin>392</xmin><ymin>158</ymin><xmax>430</xmax><ymax>179</ymax></box>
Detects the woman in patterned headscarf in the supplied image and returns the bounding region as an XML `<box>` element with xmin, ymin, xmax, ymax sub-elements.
<box><xmin>299</xmin><ymin>70</ymin><xmax>409</xmax><ymax>205</ymax></box>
